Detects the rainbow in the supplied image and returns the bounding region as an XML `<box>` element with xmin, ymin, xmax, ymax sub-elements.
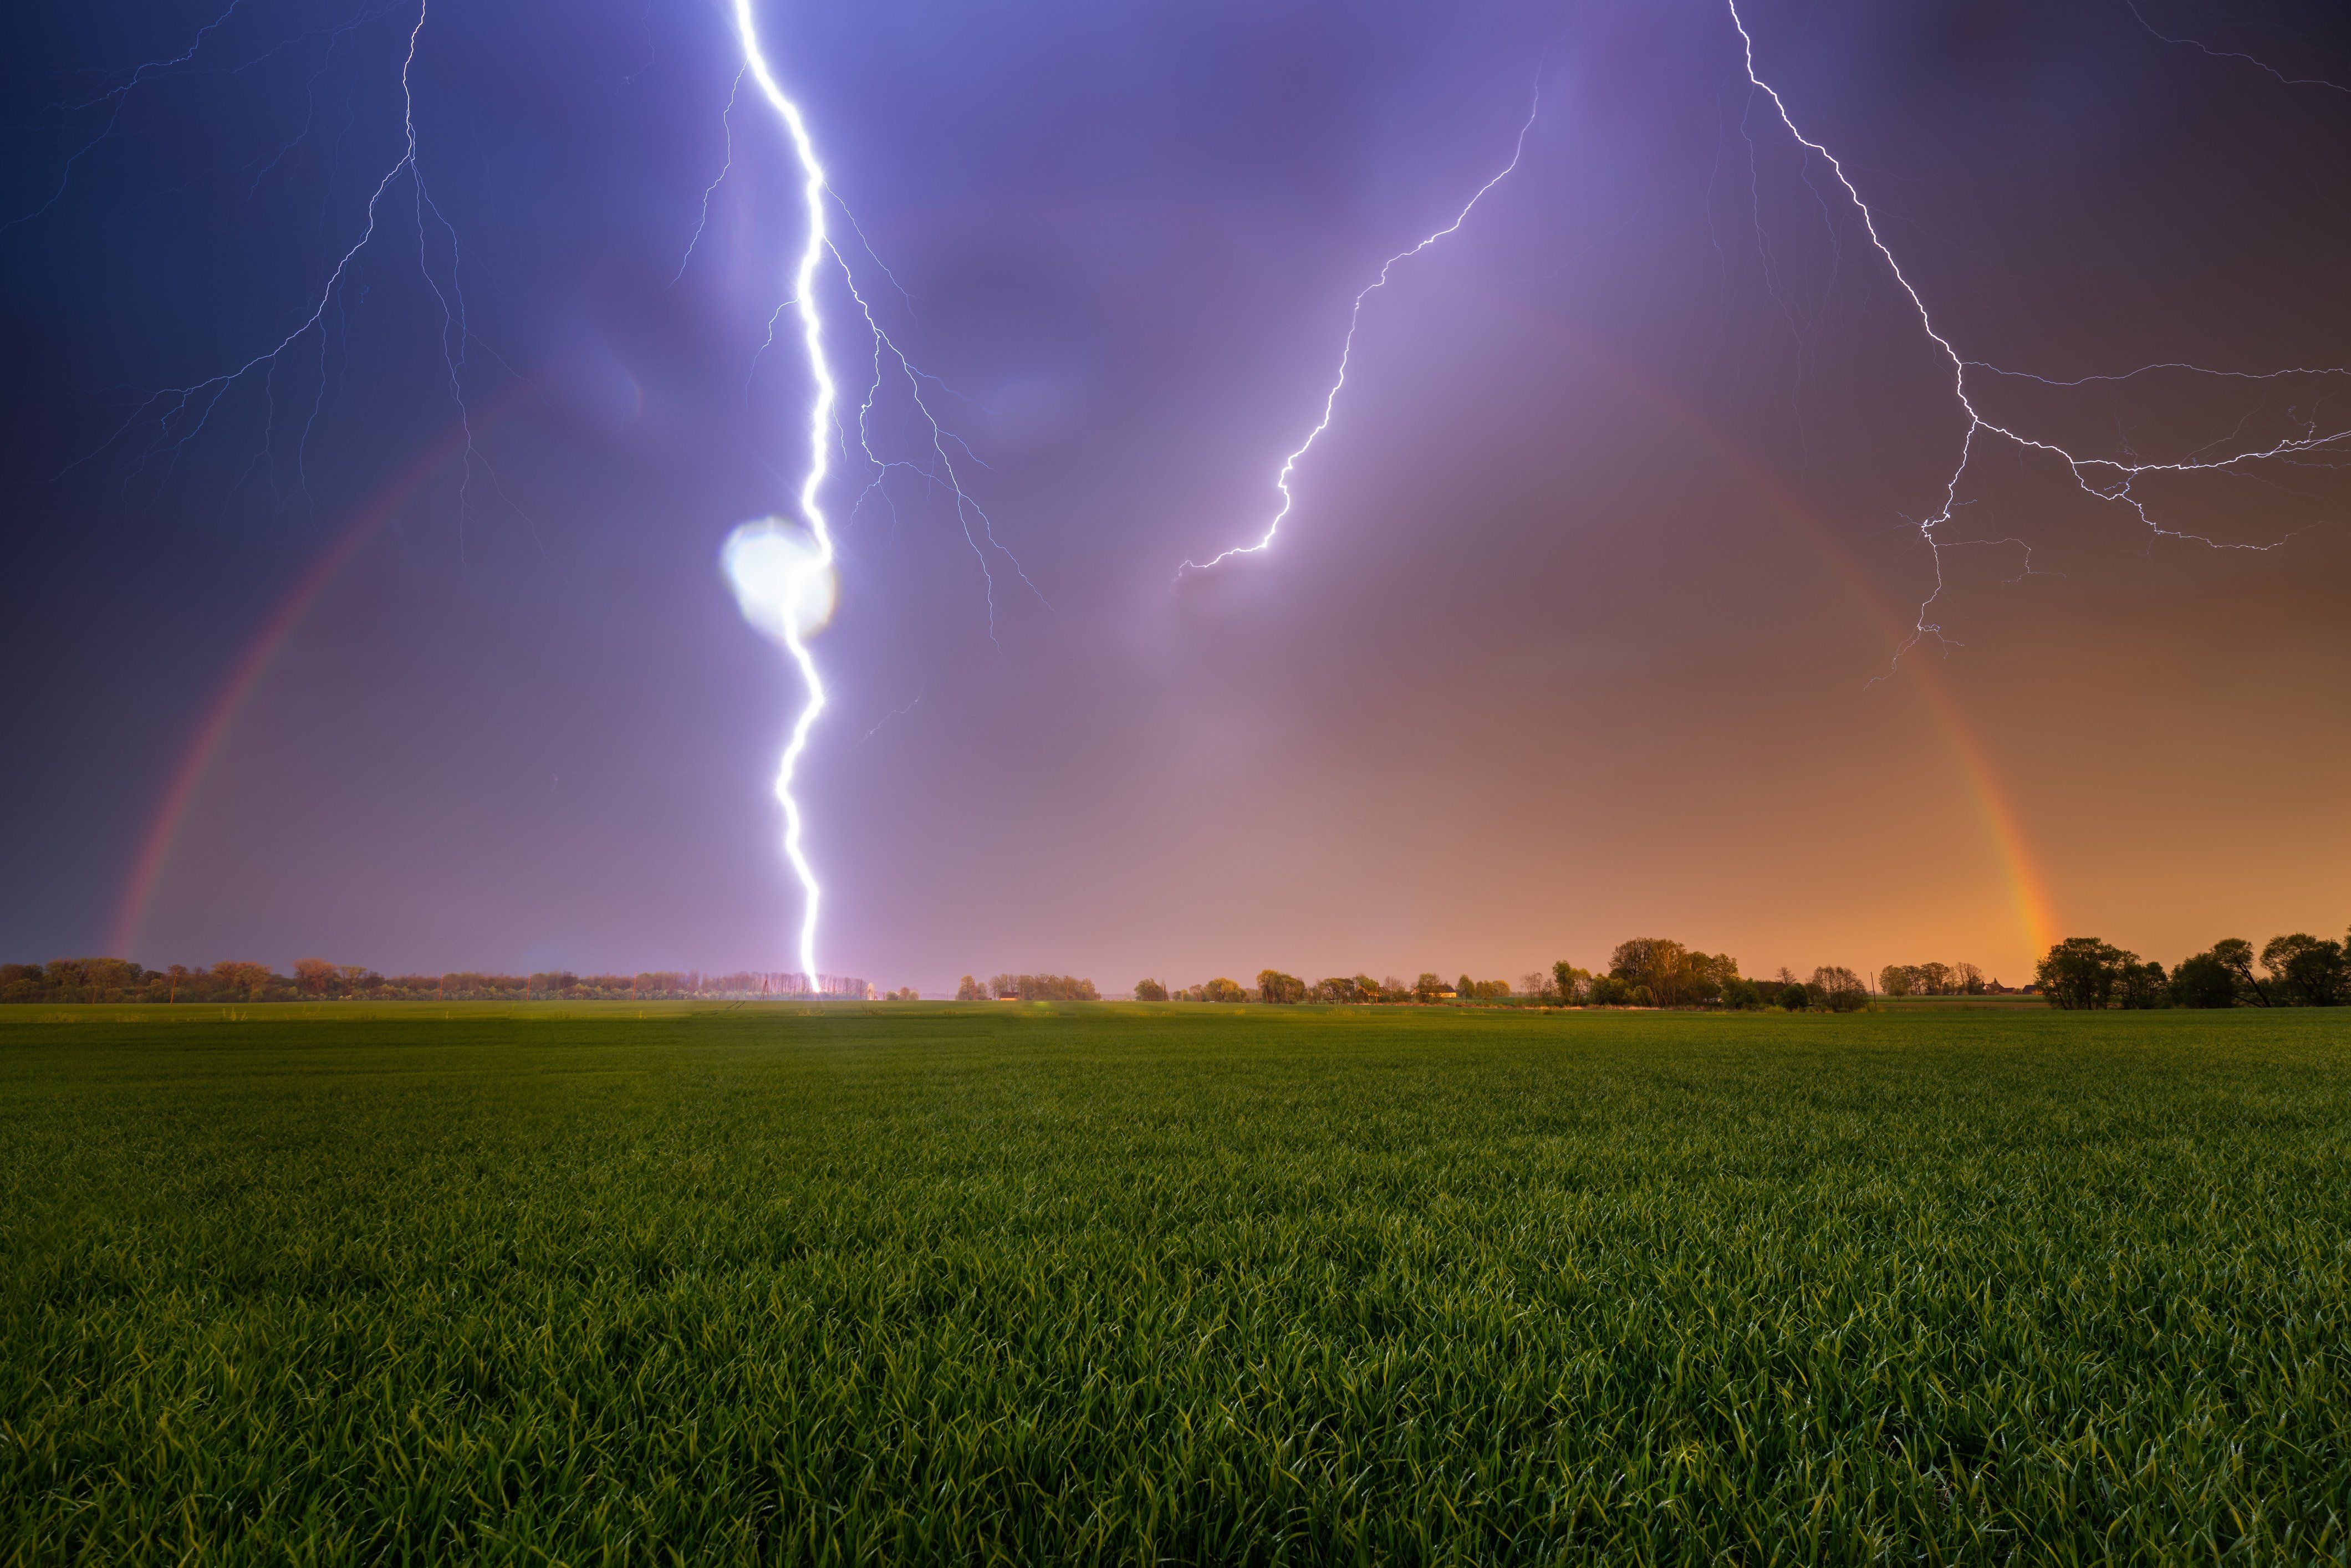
<box><xmin>111</xmin><ymin>413</ymin><xmax>508</xmax><ymax>958</ymax></box>
<box><xmin>1496</xmin><ymin>299</ymin><xmax>2058</xmax><ymax>957</ymax></box>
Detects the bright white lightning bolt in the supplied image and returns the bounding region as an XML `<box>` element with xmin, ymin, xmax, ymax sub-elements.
<box><xmin>1723</xmin><ymin>0</ymin><xmax>2351</xmax><ymax>666</ymax></box>
<box><xmin>728</xmin><ymin>0</ymin><xmax>838</xmax><ymax>982</ymax></box>
<box><xmin>1181</xmin><ymin>85</ymin><xmax>1543</xmax><ymax>574</ymax></box>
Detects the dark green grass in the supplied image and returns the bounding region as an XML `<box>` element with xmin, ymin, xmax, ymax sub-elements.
<box><xmin>3</xmin><ymin>1003</ymin><xmax>2347</xmax><ymax>1564</ymax></box>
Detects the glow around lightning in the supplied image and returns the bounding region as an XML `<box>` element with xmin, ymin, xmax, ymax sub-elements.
<box><xmin>1182</xmin><ymin>86</ymin><xmax>1543</xmax><ymax>574</ymax></box>
<box><xmin>1722</xmin><ymin>0</ymin><xmax>2351</xmax><ymax>663</ymax></box>
<box><xmin>727</xmin><ymin>0</ymin><xmax>839</xmax><ymax>982</ymax></box>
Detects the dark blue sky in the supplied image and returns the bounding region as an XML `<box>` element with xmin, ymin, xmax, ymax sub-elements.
<box><xmin>6</xmin><ymin>0</ymin><xmax>2349</xmax><ymax>989</ymax></box>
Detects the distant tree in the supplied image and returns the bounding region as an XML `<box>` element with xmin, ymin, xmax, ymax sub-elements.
<box><xmin>1550</xmin><ymin>960</ymin><xmax>1590</xmax><ymax>1005</ymax></box>
<box><xmin>1413</xmin><ymin>972</ymin><xmax>1447</xmax><ymax>1002</ymax></box>
<box><xmin>1811</xmin><ymin>966</ymin><xmax>1868</xmax><ymax>1012</ymax></box>
<box><xmin>2117</xmin><ymin>962</ymin><xmax>2170</xmax><ymax>1009</ymax></box>
<box><xmin>1313</xmin><ymin>975</ymin><xmax>1380</xmax><ymax>1004</ymax></box>
<box><xmin>211</xmin><ymin>961</ymin><xmax>274</xmax><ymax>1002</ymax></box>
<box><xmin>293</xmin><ymin>958</ymin><xmax>336</xmax><ymax>997</ymax></box>
<box><xmin>1779</xmin><ymin>982</ymin><xmax>1808</xmax><ymax>1010</ymax></box>
<box><xmin>2262</xmin><ymin>933</ymin><xmax>2348</xmax><ymax>1006</ymax></box>
<box><xmin>1201</xmin><ymin>977</ymin><xmax>1248</xmax><ymax>1003</ymax></box>
<box><xmin>1257</xmin><ymin>970</ymin><xmax>1307</xmax><ymax>1004</ymax></box>
<box><xmin>2035</xmin><ymin>938</ymin><xmax>2136</xmax><ymax>1010</ymax></box>
<box><xmin>2206</xmin><ymin>938</ymin><xmax>2271</xmax><ymax>1006</ymax></box>
<box><xmin>1955</xmin><ymin>962</ymin><xmax>1986</xmax><ymax>994</ymax></box>
<box><xmin>1720</xmin><ymin>977</ymin><xmax>1763</xmax><ymax>1010</ymax></box>
<box><xmin>1133</xmin><ymin>978</ymin><xmax>1169</xmax><ymax>1002</ymax></box>
<box><xmin>1609</xmin><ymin>939</ymin><xmax>1686</xmax><ymax>1004</ymax></box>
<box><xmin>954</xmin><ymin>974</ymin><xmax>986</xmax><ymax>1002</ymax></box>
<box><xmin>2168</xmin><ymin>952</ymin><xmax>2237</xmax><ymax>1008</ymax></box>
<box><xmin>1878</xmin><ymin>966</ymin><xmax>1916</xmax><ymax>998</ymax></box>
<box><xmin>991</xmin><ymin>974</ymin><xmax>1100</xmax><ymax>1002</ymax></box>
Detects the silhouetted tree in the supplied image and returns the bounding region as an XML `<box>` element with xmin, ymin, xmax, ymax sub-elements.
<box><xmin>2168</xmin><ymin>951</ymin><xmax>2237</xmax><ymax>1008</ymax></box>
<box><xmin>2262</xmin><ymin>933</ymin><xmax>2348</xmax><ymax>1006</ymax></box>
<box><xmin>2035</xmin><ymin>938</ymin><xmax>2136</xmax><ymax>1010</ymax></box>
<box><xmin>1133</xmin><ymin>978</ymin><xmax>1169</xmax><ymax>1002</ymax></box>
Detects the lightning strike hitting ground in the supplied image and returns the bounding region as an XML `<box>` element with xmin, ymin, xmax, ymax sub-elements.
<box><xmin>1723</xmin><ymin>0</ymin><xmax>2351</xmax><ymax>666</ymax></box>
<box><xmin>727</xmin><ymin>0</ymin><xmax>842</xmax><ymax>981</ymax></box>
<box><xmin>1181</xmin><ymin>85</ymin><xmax>1543</xmax><ymax>575</ymax></box>
<box><xmin>715</xmin><ymin>0</ymin><xmax>1047</xmax><ymax>977</ymax></box>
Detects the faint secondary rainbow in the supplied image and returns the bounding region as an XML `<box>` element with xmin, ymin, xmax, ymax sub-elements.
<box><xmin>111</xmin><ymin>411</ymin><xmax>506</xmax><ymax>958</ymax></box>
<box><xmin>1501</xmin><ymin>300</ymin><xmax>2059</xmax><ymax>956</ymax></box>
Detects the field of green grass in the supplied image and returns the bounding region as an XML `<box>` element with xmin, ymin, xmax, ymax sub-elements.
<box><xmin>3</xmin><ymin>1003</ymin><xmax>2347</xmax><ymax>1563</ymax></box>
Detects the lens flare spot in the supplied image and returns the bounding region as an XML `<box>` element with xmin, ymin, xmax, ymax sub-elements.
<box><xmin>723</xmin><ymin>518</ymin><xmax>837</xmax><ymax>644</ymax></box>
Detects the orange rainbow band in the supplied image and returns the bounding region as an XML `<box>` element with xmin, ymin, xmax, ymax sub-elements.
<box><xmin>112</xmin><ymin>396</ymin><xmax>526</xmax><ymax>959</ymax></box>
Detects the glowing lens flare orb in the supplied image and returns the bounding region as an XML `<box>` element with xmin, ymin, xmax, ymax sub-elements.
<box><xmin>722</xmin><ymin>518</ymin><xmax>838</xmax><ymax>644</ymax></box>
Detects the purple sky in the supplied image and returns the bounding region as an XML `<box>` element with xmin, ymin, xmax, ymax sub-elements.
<box><xmin>4</xmin><ymin>0</ymin><xmax>2348</xmax><ymax>991</ymax></box>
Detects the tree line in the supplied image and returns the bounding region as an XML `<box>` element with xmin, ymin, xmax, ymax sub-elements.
<box><xmin>955</xmin><ymin>973</ymin><xmax>1101</xmax><ymax>1002</ymax></box>
<box><xmin>0</xmin><ymin>959</ymin><xmax>875</xmax><ymax>1004</ymax></box>
<box><xmin>1118</xmin><ymin>942</ymin><xmax>1875</xmax><ymax>1012</ymax></box>
<box><xmin>2036</xmin><ymin>932</ymin><xmax>2351</xmax><ymax>1009</ymax></box>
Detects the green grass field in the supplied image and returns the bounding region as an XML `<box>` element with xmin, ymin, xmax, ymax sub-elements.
<box><xmin>3</xmin><ymin>1003</ymin><xmax>2347</xmax><ymax>1563</ymax></box>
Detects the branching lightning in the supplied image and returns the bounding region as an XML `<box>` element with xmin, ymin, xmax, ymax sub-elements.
<box><xmin>1723</xmin><ymin>0</ymin><xmax>2351</xmax><ymax>667</ymax></box>
<box><xmin>720</xmin><ymin>0</ymin><xmax>1046</xmax><ymax>978</ymax></box>
<box><xmin>2121</xmin><ymin>1</ymin><xmax>2351</xmax><ymax>96</ymax></box>
<box><xmin>728</xmin><ymin>0</ymin><xmax>840</xmax><ymax>982</ymax></box>
<box><xmin>1181</xmin><ymin>84</ymin><xmax>1543</xmax><ymax>574</ymax></box>
<box><xmin>34</xmin><ymin>0</ymin><xmax>491</xmax><ymax>530</ymax></box>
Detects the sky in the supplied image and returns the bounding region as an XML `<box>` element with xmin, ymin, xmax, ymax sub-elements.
<box><xmin>3</xmin><ymin>0</ymin><xmax>2348</xmax><ymax>993</ymax></box>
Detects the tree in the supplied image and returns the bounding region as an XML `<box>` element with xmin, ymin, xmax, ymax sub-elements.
<box><xmin>1721</xmin><ymin>977</ymin><xmax>1764</xmax><ymax>1009</ymax></box>
<box><xmin>1811</xmin><ymin>966</ymin><xmax>1868</xmax><ymax>1012</ymax></box>
<box><xmin>2035</xmin><ymin>938</ymin><xmax>2136</xmax><ymax>1010</ymax></box>
<box><xmin>2261</xmin><ymin>933</ymin><xmax>2348</xmax><ymax>1006</ymax></box>
<box><xmin>1878</xmin><ymin>965</ymin><xmax>1916</xmax><ymax>998</ymax></box>
<box><xmin>2117</xmin><ymin>961</ymin><xmax>2170</xmax><ymax>1009</ymax></box>
<box><xmin>1779</xmin><ymin>982</ymin><xmax>1808</xmax><ymax>1010</ymax></box>
<box><xmin>1413</xmin><ymin>972</ymin><xmax>1447</xmax><ymax>1002</ymax></box>
<box><xmin>1133</xmin><ymin>978</ymin><xmax>1169</xmax><ymax>1002</ymax></box>
<box><xmin>211</xmin><ymin>960</ymin><xmax>274</xmax><ymax>1002</ymax></box>
<box><xmin>2209</xmin><ymin>938</ymin><xmax>2271</xmax><ymax>1006</ymax></box>
<box><xmin>1201</xmin><ymin>977</ymin><xmax>1247</xmax><ymax>1003</ymax></box>
<box><xmin>293</xmin><ymin>958</ymin><xmax>336</xmax><ymax>997</ymax></box>
<box><xmin>1551</xmin><ymin>960</ymin><xmax>1590</xmax><ymax>1005</ymax></box>
<box><xmin>1257</xmin><ymin>969</ymin><xmax>1306</xmax><ymax>1004</ymax></box>
<box><xmin>954</xmin><ymin>974</ymin><xmax>986</xmax><ymax>1002</ymax></box>
<box><xmin>2168</xmin><ymin>952</ymin><xmax>2237</xmax><ymax>1008</ymax></box>
<box><xmin>1455</xmin><ymin>973</ymin><xmax>1475</xmax><ymax>1003</ymax></box>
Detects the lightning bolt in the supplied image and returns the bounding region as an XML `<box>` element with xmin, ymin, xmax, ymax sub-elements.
<box><xmin>1723</xmin><ymin>0</ymin><xmax>2351</xmax><ymax>668</ymax></box>
<box><xmin>715</xmin><ymin>2</ymin><xmax>1047</xmax><ymax>976</ymax></box>
<box><xmin>730</xmin><ymin>0</ymin><xmax>839</xmax><ymax>982</ymax></box>
<box><xmin>38</xmin><ymin>0</ymin><xmax>494</xmax><ymax>537</ymax></box>
<box><xmin>2121</xmin><ymin>0</ymin><xmax>2351</xmax><ymax>96</ymax></box>
<box><xmin>1181</xmin><ymin>82</ymin><xmax>1543</xmax><ymax>574</ymax></box>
